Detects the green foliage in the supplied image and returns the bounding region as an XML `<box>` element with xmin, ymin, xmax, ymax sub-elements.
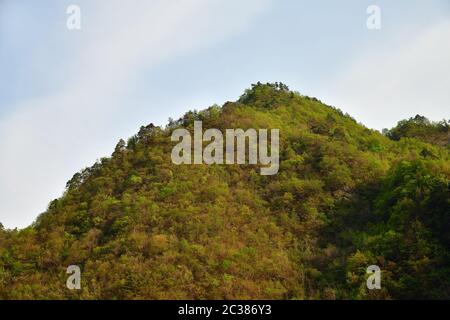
<box><xmin>0</xmin><ymin>83</ymin><xmax>448</xmax><ymax>299</ymax></box>
<box><xmin>384</xmin><ymin>114</ymin><xmax>449</xmax><ymax>147</ymax></box>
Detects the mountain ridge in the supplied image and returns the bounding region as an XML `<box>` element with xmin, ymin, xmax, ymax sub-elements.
<box><xmin>0</xmin><ymin>83</ymin><xmax>449</xmax><ymax>299</ymax></box>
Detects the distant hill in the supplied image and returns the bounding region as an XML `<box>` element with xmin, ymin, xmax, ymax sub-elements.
<box><xmin>384</xmin><ymin>114</ymin><xmax>449</xmax><ymax>147</ymax></box>
<box><xmin>1</xmin><ymin>83</ymin><xmax>449</xmax><ymax>299</ymax></box>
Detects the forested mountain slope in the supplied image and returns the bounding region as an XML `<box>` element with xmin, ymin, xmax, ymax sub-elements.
<box><xmin>0</xmin><ymin>83</ymin><xmax>449</xmax><ymax>299</ymax></box>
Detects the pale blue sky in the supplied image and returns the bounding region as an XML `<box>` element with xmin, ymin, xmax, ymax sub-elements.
<box><xmin>1</xmin><ymin>0</ymin><xmax>449</xmax><ymax>228</ymax></box>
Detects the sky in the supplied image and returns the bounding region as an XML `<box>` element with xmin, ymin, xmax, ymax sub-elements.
<box><xmin>0</xmin><ymin>0</ymin><xmax>449</xmax><ymax>229</ymax></box>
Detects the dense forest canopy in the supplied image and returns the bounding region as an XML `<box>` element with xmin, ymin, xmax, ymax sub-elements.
<box><xmin>0</xmin><ymin>83</ymin><xmax>449</xmax><ymax>299</ymax></box>
<box><xmin>383</xmin><ymin>114</ymin><xmax>449</xmax><ymax>148</ymax></box>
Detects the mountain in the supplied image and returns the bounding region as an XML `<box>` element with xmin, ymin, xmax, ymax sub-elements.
<box><xmin>0</xmin><ymin>83</ymin><xmax>449</xmax><ymax>299</ymax></box>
